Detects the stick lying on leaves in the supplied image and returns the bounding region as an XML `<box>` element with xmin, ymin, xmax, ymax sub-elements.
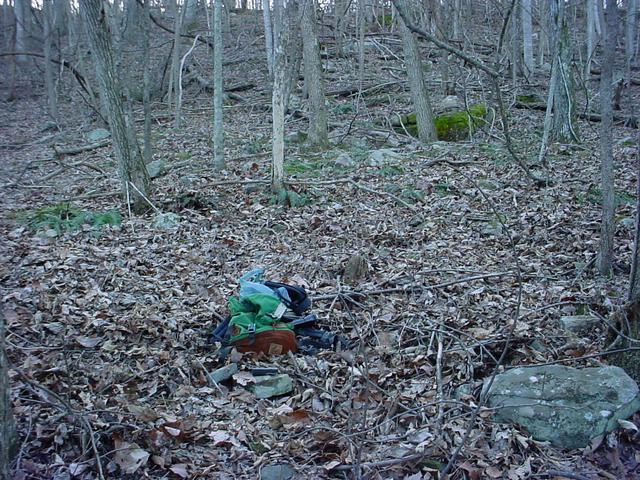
<box><xmin>312</xmin><ymin>271</ymin><xmax>515</xmax><ymax>301</ymax></box>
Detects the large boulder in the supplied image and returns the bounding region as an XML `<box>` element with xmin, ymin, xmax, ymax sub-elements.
<box><xmin>483</xmin><ymin>365</ymin><xmax>640</xmax><ymax>449</ymax></box>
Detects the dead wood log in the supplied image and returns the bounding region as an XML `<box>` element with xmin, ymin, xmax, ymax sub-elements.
<box><xmin>514</xmin><ymin>101</ymin><xmax>638</xmax><ymax>128</ymax></box>
<box><xmin>52</xmin><ymin>140</ymin><xmax>111</xmax><ymax>158</ymax></box>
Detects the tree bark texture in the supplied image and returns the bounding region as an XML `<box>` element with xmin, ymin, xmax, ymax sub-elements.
<box><xmin>262</xmin><ymin>0</ymin><xmax>274</xmax><ymax>75</ymax></box>
<box><xmin>0</xmin><ymin>309</ymin><xmax>16</xmax><ymax>480</ymax></box>
<box><xmin>213</xmin><ymin>0</ymin><xmax>225</xmax><ymax>169</ymax></box>
<box><xmin>142</xmin><ymin>0</ymin><xmax>153</xmax><ymax>163</ymax></box>
<box><xmin>271</xmin><ymin>0</ymin><xmax>286</xmax><ymax>193</ymax></box>
<box><xmin>397</xmin><ymin>0</ymin><xmax>437</xmax><ymax>143</ymax></box>
<box><xmin>598</xmin><ymin>0</ymin><xmax>617</xmax><ymax>275</ymax></box>
<box><xmin>43</xmin><ymin>0</ymin><xmax>58</xmax><ymax>122</ymax></box>
<box><xmin>521</xmin><ymin>0</ymin><xmax>533</xmax><ymax>73</ymax></box>
<box><xmin>550</xmin><ymin>0</ymin><xmax>578</xmax><ymax>142</ymax></box>
<box><xmin>14</xmin><ymin>0</ymin><xmax>28</xmax><ymax>63</ymax></box>
<box><xmin>301</xmin><ymin>0</ymin><xmax>328</xmax><ymax>146</ymax></box>
<box><xmin>629</xmin><ymin>149</ymin><xmax>640</xmax><ymax>302</ymax></box>
<box><xmin>80</xmin><ymin>0</ymin><xmax>151</xmax><ymax>213</ymax></box>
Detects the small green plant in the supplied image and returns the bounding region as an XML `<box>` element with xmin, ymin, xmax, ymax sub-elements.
<box><xmin>434</xmin><ymin>183</ymin><xmax>457</xmax><ymax>197</ymax></box>
<box><xmin>579</xmin><ymin>186</ymin><xmax>635</xmax><ymax>207</ymax></box>
<box><xmin>285</xmin><ymin>159</ymin><xmax>325</xmax><ymax>175</ymax></box>
<box><xmin>402</xmin><ymin>188</ymin><xmax>425</xmax><ymax>203</ymax></box>
<box><xmin>176</xmin><ymin>152</ymin><xmax>192</xmax><ymax>161</ymax></box>
<box><xmin>377</xmin><ymin>14</ymin><xmax>393</xmax><ymax>27</ymax></box>
<box><xmin>516</xmin><ymin>94</ymin><xmax>543</xmax><ymax>104</ymax></box>
<box><xmin>333</xmin><ymin>103</ymin><xmax>356</xmax><ymax>115</ymax></box>
<box><xmin>377</xmin><ymin>165</ymin><xmax>405</xmax><ymax>176</ymax></box>
<box><xmin>270</xmin><ymin>189</ymin><xmax>311</xmax><ymax>208</ymax></box>
<box><xmin>18</xmin><ymin>203</ymin><xmax>121</xmax><ymax>234</ymax></box>
<box><xmin>243</xmin><ymin>136</ymin><xmax>268</xmax><ymax>154</ymax></box>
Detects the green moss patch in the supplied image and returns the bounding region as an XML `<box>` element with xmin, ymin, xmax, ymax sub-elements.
<box><xmin>393</xmin><ymin>104</ymin><xmax>487</xmax><ymax>141</ymax></box>
<box><xmin>434</xmin><ymin>104</ymin><xmax>487</xmax><ymax>141</ymax></box>
<box><xmin>516</xmin><ymin>94</ymin><xmax>543</xmax><ymax>104</ymax></box>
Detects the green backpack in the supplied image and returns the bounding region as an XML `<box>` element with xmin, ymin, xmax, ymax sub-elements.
<box><xmin>226</xmin><ymin>294</ymin><xmax>294</xmax><ymax>344</ymax></box>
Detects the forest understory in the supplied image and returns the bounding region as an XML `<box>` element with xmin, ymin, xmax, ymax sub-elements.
<box><xmin>2</xmin><ymin>7</ymin><xmax>640</xmax><ymax>480</ymax></box>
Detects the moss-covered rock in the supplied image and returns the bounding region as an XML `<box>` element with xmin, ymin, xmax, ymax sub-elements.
<box><xmin>434</xmin><ymin>103</ymin><xmax>487</xmax><ymax>141</ymax></box>
<box><xmin>516</xmin><ymin>94</ymin><xmax>543</xmax><ymax>104</ymax></box>
<box><xmin>393</xmin><ymin>104</ymin><xmax>487</xmax><ymax>141</ymax></box>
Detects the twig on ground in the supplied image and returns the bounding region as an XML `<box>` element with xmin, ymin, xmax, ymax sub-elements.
<box><xmin>12</xmin><ymin>367</ymin><xmax>106</xmax><ymax>480</ymax></box>
<box><xmin>312</xmin><ymin>271</ymin><xmax>515</xmax><ymax>301</ymax></box>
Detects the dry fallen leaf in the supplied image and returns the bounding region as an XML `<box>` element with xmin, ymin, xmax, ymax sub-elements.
<box><xmin>75</xmin><ymin>336</ymin><xmax>101</xmax><ymax>348</ymax></box>
<box><xmin>113</xmin><ymin>443</ymin><xmax>149</xmax><ymax>474</ymax></box>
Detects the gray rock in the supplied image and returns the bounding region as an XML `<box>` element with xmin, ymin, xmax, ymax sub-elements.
<box><xmin>209</xmin><ymin>363</ymin><xmax>238</xmax><ymax>383</ymax></box>
<box><xmin>146</xmin><ymin>159</ymin><xmax>165</xmax><ymax>179</ymax></box>
<box><xmin>285</xmin><ymin>131</ymin><xmax>307</xmax><ymax>144</ymax></box>
<box><xmin>152</xmin><ymin>212</ymin><xmax>180</xmax><ymax>230</ymax></box>
<box><xmin>259</xmin><ymin>464</ymin><xmax>295</xmax><ymax>480</ymax></box>
<box><xmin>484</xmin><ymin>365</ymin><xmax>640</xmax><ymax>448</ymax></box>
<box><xmin>368</xmin><ymin>149</ymin><xmax>402</xmax><ymax>167</ymax></box>
<box><xmin>440</xmin><ymin>95</ymin><xmax>461</xmax><ymax>111</ymax></box>
<box><xmin>86</xmin><ymin>128</ymin><xmax>110</xmax><ymax>142</ymax></box>
<box><xmin>335</xmin><ymin>152</ymin><xmax>356</xmax><ymax>168</ymax></box>
<box><xmin>251</xmin><ymin>374</ymin><xmax>293</xmax><ymax>399</ymax></box>
<box><xmin>558</xmin><ymin>315</ymin><xmax>600</xmax><ymax>334</ymax></box>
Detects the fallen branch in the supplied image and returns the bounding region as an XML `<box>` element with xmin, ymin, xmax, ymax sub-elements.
<box><xmin>13</xmin><ymin>366</ymin><xmax>106</xmax><ymax>480</ymax></box>
<box><xmin>53</xmin><ymin>140</ymin><xmax>111</xmax><ymax>159</ymax></box>
<box><xmin>514</xmin><ymin>101</ymin><xmax>639</xmax><ymax>128</ymax></box>
<box><xmin>208</xmin><ymin>177</ymin><xmax>417</xmax><ymax>210</ymax></box>
<box><xmin>312</xmin><ymin>271</ymin><xmax>515</xmax><ymax>301</ymax></box>
<box><xmin>0</xmin><ymin>52</ymin><xmax>91</xmax><ymax>96</ymax></box>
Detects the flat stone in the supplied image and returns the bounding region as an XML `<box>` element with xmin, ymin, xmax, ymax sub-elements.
<box><xmin>335</xmin><ymin>152</ymin><xmax>356</xmax><ymax>167</ymax></box>
<box><xmin>440</xmin><ymin>95</ymin><xmax>462</xmax><ymax>111</ymax></box>
<box><xmin>209</xmin><ymin>363</ymin><xmax>238</xmax><ymax>384</ymax></box>
<box><xmin>483</xmin><ymin>365</ymin><xmax>640</xmax><ymax>449</ymax></box>
<box><xmin>251</xmin><ymin>374</ymin><xmax>293</xmax><ymax>399</ymax></box>
<box><xmin>368</xmin><ymin>149</ymin><xmax>402</xmax><ymax>167</ymax></box>
<box><xmin>152</xmin><ymin>212</ymin><xmax>180</xmax><ymax>230</ymax></box>
<box><xmin>558</xmin><ymin>315</ymin><xmax>600</xmax><ymax>334</ymax></box>
<box><xmin>259</xmin><ymin>464</ymin><xmax>295</xmax><ymax>480</ymax></box>
<box><xmin>86</xmin><ymin>128</ymin><xmax>110</xmax><ymax>142</ymax></box>
<box><xmin>285</xmin><ymin>131</ymin><xmax>307</xmax><ymax>144</ymax></box>
<box><xmin>146</xmin><ymin>159</ymin><xmax>165</xmax><ymax>179</ymax></box>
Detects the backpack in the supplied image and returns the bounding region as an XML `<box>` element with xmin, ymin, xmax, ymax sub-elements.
<box><xmin>210</xmin><ymin>275</ymin><xmax>348</xmax><ymax>358</ymax></box>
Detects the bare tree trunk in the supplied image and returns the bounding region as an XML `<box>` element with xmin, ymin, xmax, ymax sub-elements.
<box><xmin>301</xmin><ymin>0</ymin><xmax>328</xmax><ymax>146</ymax></box>
<box><xmin>283</xmin><ymin>0</ymin><xmax>301</xmax><ymax>111</ymax></box>
<box><xmin>43</xmin><ymin>0</ymin><xmax>58</xmax><ymax>122</ymax></box>
<box><xmin>599</xmin><ymin>0</ymin><xmax>617</xmax><ymax>275</ymax></box>
<box><xmin>262</xmin><ymin>0</ymin><xmax>274</xmax><ymax>75</ymax></box>
<box><xmin>80</xmin><ymin>0</ymin><xmax>151</xmax><ymax>213</ymax></box>
<box><xmin>213</xmin><ymin>0</ymin><xmax>225</xmax><ymax>169</ymax></box>
<box><xmin>586</xmin><ymin>0</ymin><xmax>596</xmax><ymax>78</ymax></box>
<box><xmin>142</xmin><ymin>0</ymin><xmax>152</xmax><ymax>163</ymax></box>
<box><xmin>4</xmin><ymin>0</ymin><xmax>17</xmax><ymax>101</ymax></box>
<box><xmin>14</xmin><ymin>0</ymin><xmax>27</xmax><ymax>63</ymax></box>
<box><xmin>550</xmin><ymin>0</ymin><xmax>578</xmax><ymax>143</ymax></box>
<box><xmin>626</xmin><ymin>0</ymin><xmax>637</xmax><ymax>113</ymax></box>
<box><xmin>397</xmin><ymin>0</ymin><xmax>437</xmax><ymax>143</ymax></box>
<box><xmin>334</xmin><ymin>0</ymin><xmax>345</xmax><ymax>57</ymax></box>
<box><xmin>271</xmin><ymin>0</ymin><xmax>286</xmax><ymax>193</ymax></box>
<box><xmin>510</xmin><ymin>0</ymin><xmax>523</xmax><ymax>84</ymax></box>
<box><xmin>0</xmin><ymin>309</ymin><xmax>16</xmax><ymax>480</ymax></box>
<box><xmin>629</xmin><ymin>147</ymin><xmax>640</xmax><ymax>301</ymax></box>
<box><xmin>168</xmin><ymin>0</ymin><xmax>185</xmax><ymax>125</ymax></box>
<box><xmin>522</xmin><ymin>0</ymin><xmax>534</xmax><ymax>73</ymax></box>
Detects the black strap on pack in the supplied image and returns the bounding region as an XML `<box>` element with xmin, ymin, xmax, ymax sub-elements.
<box><xmin>209</xmin><ymin>281</ymin><xmax>350</xmax><ymax>356</ymax></box>
<box><xmin>264</xmin><ymin>281</ymin><xmax>311</xmax><ymax>316</ymax></box>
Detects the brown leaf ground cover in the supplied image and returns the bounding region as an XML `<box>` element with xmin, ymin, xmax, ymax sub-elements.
<box><xmin>1</xmin><ymin>12</ymin><xmax>640</xmax><ymax>479</ymax></box>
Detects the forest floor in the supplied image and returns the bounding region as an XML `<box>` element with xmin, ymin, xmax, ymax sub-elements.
<box><xmin>1</xmin><ymin>11</ymin><xmax>640</xmax><ymax>480</ymax></box>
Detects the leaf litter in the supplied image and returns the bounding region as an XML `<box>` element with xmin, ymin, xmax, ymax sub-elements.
<box><xmin>1</xmin><ymin>39</ymin><xmax>640</xmax><ymax>480</ymax></box>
